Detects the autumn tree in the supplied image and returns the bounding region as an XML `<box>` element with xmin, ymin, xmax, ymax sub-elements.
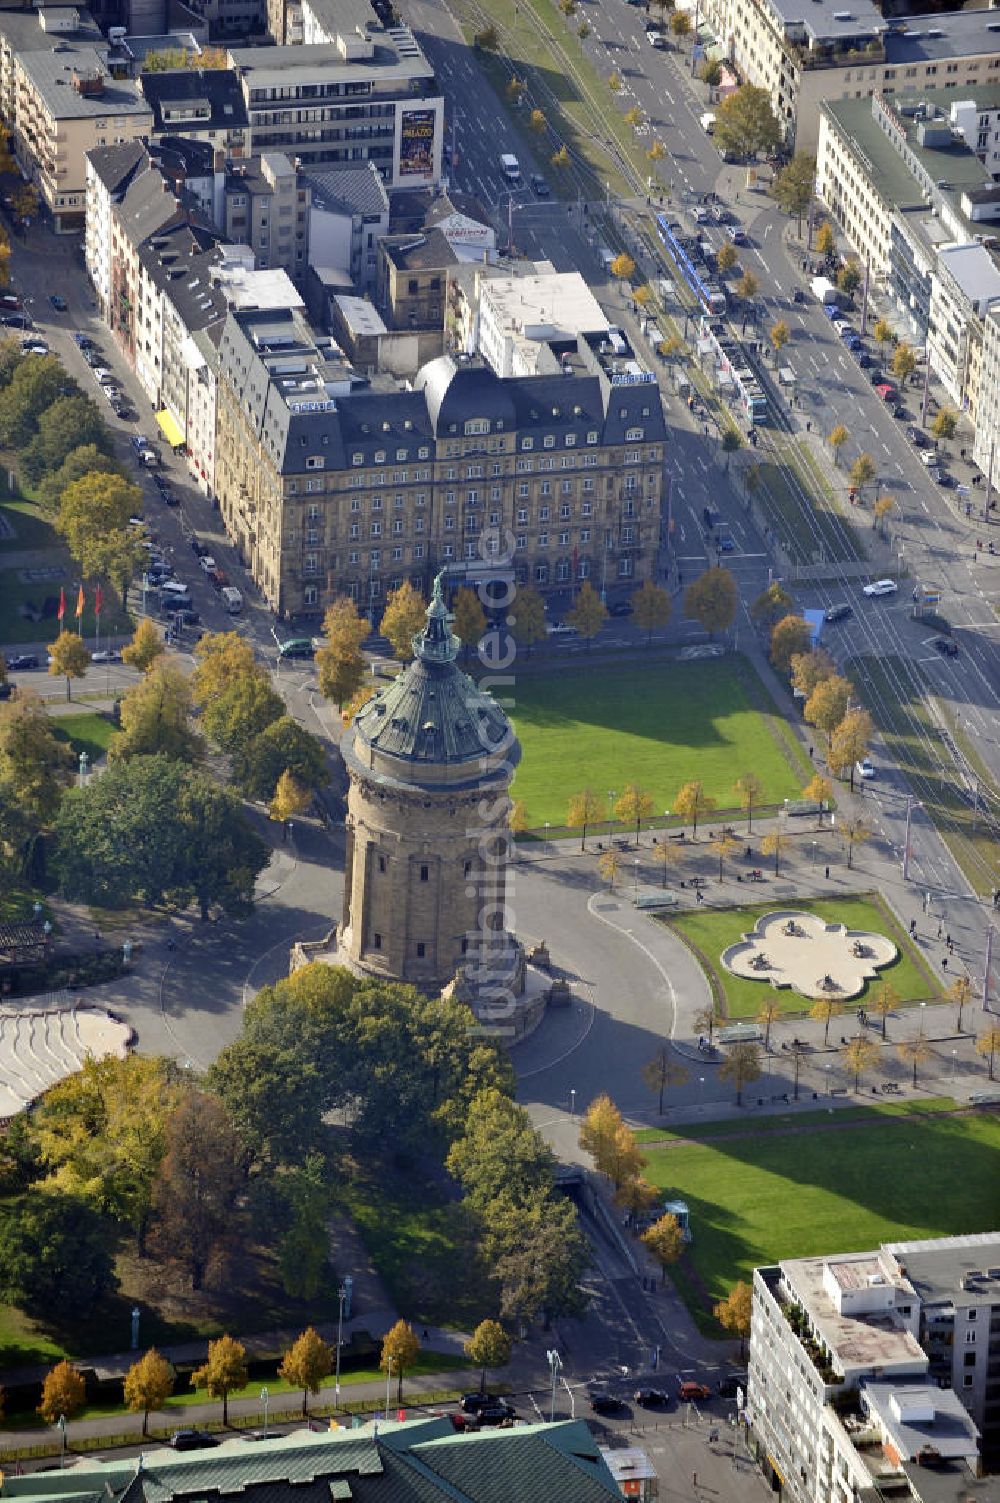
<box><xmin>529</xmin><ymin>108</ymin><xmax>547</xmax><ymax>133</ymax></box>
<box><xmin>124</xmin><ymin>1348</ymin><xmax>175</xmax><ymax>1435</ymax></box>
<box><xmin>711</xmin><ymin>831</ymin><xmax>739</xmax><ymax>881</ymax></box>
<box><xmin>695</xmin><ymin>1004</ymin><xmax>720</xmax><ymax>1046</ymax></box>
<box><xmin>810</xmin><ymin>995</ymin><xmax>840</xmax><ymax>1045</ymax></box>
<box><xmin>616</xmin><ymin>783</ymin><xmax>654</xmax><ymax>842</ymax></box>
<box><xmin>617</xmin><ymin>1176</ymin><xmax>661</xmax><ymax>1220</ymax></box>
<box><xmin>714</xmin><ymin>1281</ymin><xmax>752</xmax><ymax>1355</ymax></box>
<box><xmin>871</xmin><ymin>981</ymin><xmax>898</xmax><ymax>1040</ymax></box>
<box><xmin>47</xmin><ymin>630</ymin><xmax>90</xmax><ymax>702</ymax></box>
<box><xmin>191</xmin><ymin>1334</ymin><xmax>248</xmax><ymax>1425</ymax></box>
<box><xmin>948</xmin><ymin>974</ymin><xmax>972</xmax><ymax>1033</ymax></box>
<box><xmin>641</xmin><ymin>1047</ymin><xmax>689</xmax><ymax>1115</ymax></box>
<box><xmin>873</xmin><ymin>317</ymin><xmax>894</xmax><ymax>359</ymax></box>
<box><xmin>642</xmin><ymin>1213</ymin><xmax>684</xmax><ymax>1285</ymax></box>
<box><xmin>122</xmin><ymin>617</ymin><xmax>165</xmax><ymax>675</ymax></box>
<box><xmin>567</xmin><ymin>788</ymin><xmax>602</xmax><ymax>851</ymax></box>
<box><xmin>931</xmin><ymin>408</ymin><xmax>957</xmax><ymax>446</ymax></box>
<box><xmin>791</xmin><ymin>647</ymin><xmax>835</xmax><ymax>699</ymax></box>
<box><xmin>898</xmin><ymin>1036</ymin><xmax>930</xmax><ymax>1088</ymax></box>
<box><xmin>769</xmin><ymin>615</ymin><xmax>812</xmax><ymax>675</ymax></box>
<box><xmin>463</xmin><ymin>1319</ymin><xmax>511</xmax><ymax>1391</ymax></box>
<box><xmin>828</xmin><ymin>708</ymin><xmax>873</xmax><ymax>790</ymax></box>
<box><xmin>579</xmin><ymin>1094</ymin><xmax>624</xmax><ymax>1170</ymax></box>
<box><xmin>750</xmin><ymin>581</ymin><xmax>793</xmax><ymax>628</ymax></box>
<box><xmin>976</xmin><ymin>1025</ymin><xmax>1000</xmax><ymax>1080</ymax></box>
<box><xmin>719</xmin><ymin>1041</ymin><xmax>762</xmax><ymax>1104</ymax></box>
<box><xmin>451</xmin><ymin>586</ymin><xmax>487</xmax><ymax>657</ymax></box>
<box><xmin>654</xmin><ymin>836</ymin><xmax>679</xmax><ymax>888</ymax></box>
<box><xmin>842</xmin><ymin>1035</ymin><xmax>878</xmax><ymax>1092</ymax></box>
<box><xmin>873</xmin><ymin>494</ymin><xmax>895</xmax><ymax>536</ymax></box>
<box><xmin>771</xmin><ymin>153</ymin><xmax>815</xmax><ymax>236</ymax></box>
<box><xmin>630</xmin><ymin>580</ymin><xmax>671</xmax><ymax>642</ymax></box>
<box><xmin>802</xmin><ymin>773</ymin><xmax>832</xmax><ymax>826</ymax></box>
<box><xmin>598</xmin><ymin>848</ymin><xmax>621</xmax><ymax>889</ymax></box>
<box><xmin>111</xmin><ymin>660</ymin><xmax>202</xmax><ymax>763</ymax></box>
<box><xmin>891</xmin><ymin>343</ymin><xmax>917</xmax><ymax>385</ymax></box>
<box><xmin>624</xmin><ymin>105</ymin><xmax>644</xmax><ymax>130</ymax></box>
<box><xmin>849</xmin><ymin>452</ymin><xmax>877</xmax><ymax>496</ymax></box>
<box><xmin>683</xmin><ymin>566</ymin><xmax>737</xmax><ymax>635</ymax></box>
<box><xmin>56</xmin><ymin>471</ymin><xmax>144</xmax><ymax>586</ymax></box>
<box><xmin>381</xmin><ymin>1320</ymin><xmax>420</xmax><ymax>1402</ymax></box>
<box><xmin>717</xmin><ymin>242</ymin><xmax>738</xmax><ymax>274</ymax></box>
<box><xmin>669</xmin><ymin>9</ymin><xmax>691</xmax><ymax>39</ymax></box>
<box><xmin>379</xmin><ymin>582</ymin><xmax>427</xmax><ymax>661</ymax></box>
<box><xmin>815</xmin><ymin>221</ymin><xmax>836</xmax><ymax>259</ymax></box>
<box><xmin>607</xmin><ymin>70</ymin><xmax>622</xmax><ymax>92</ymax></box>
<box><xmin>0</xmin><ymin>690</ymin><xmax>72</xmax><ymax>829</ymax></box>
<box><xmin>770</xmin><ymin>320</ymin><xmax>791</xmax><ymax>360</ymax></box>
<box><xmin>508</xmin><ymin>798</ymin><xmax>529</xmax><ymax>835</ymax></box>
<box><xmin>509</xmin><ymin>585</ymin><xmax>546</xmax><ymax>650</ymax></box>
<box><xmin>737</xmin><ymin>270</ymin><xmax>760</xmax><ymax>304</ymax></box>
<box><xmin>674</xmin><ymin>779</ymin><xmax>716</xmax><ymax>839</ymax></box>
<box><xmin>837</xmin><ymin>816</ymin><xmax>871</xmax><ymax>870</ymax></box>
<box><xmin>761</xmin><ymin>829</ymin><xmax>785</xmax><ymax>875</ymax></box>
<box><xmin>279</xmin><ymin>1327</ymin><xmax>333</xmax><ymax>1415</ymax></box>
<box><xmin>316</xmin><ymin>596</ymin><xmax>369</xmax><ymax>708</ymax></box>
<box><xmin>610</xmin><ymin>252</ymin><xmax>635</xmax><ymax>281</ymax></box>
<box><xmin>757</xmin><ymin>998</ymin><xmax>780</xmax><ymax>1051</ymax></box>
<box><xmin>38</xmin><ymin>1361</ymin><xmax>86</xmax><ymax>1424</ymax></box>
<box><xmin>270</xmin><ymin>770</ymin><xmax>311</xmax><ymax>823</ymax></box>
<box><xmin>552</xmin><ymin>145</ymin><xmax>571</xmax><ymax>168</ymax></box>
<box><xmin>837</xmin><ymin>259</ymin><xmax>861</xmax><ymax>297</ymax></box>
<box><xmin>566</xmin><ymin>580</ymin><xmax>608</xmax><ymax>645</ymax></box>
<box><xmin>151</xmin><ymin>1091</ymin><xmax>245</xmax><ymax>1291</ymax></box>
<box><xmin>827</xmin><ymin>424</ymin><xmax>849</xmax><ymax>466</ymax></box>
<box><xmin>804</xmin><ymin>675</ymin><xmax>852</xmax><ymax>739</ymax></box>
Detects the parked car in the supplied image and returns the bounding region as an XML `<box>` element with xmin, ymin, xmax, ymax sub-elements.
<box><xmin>278</xmin><ymin>637</ymin><xmax>317</xmax><ymax>660</ymax></box>
<box><xmin>856</xmin><ymin>757</ymin><xmax>876</xmax><ymax>780</ymax></box>
<box><xmin>476</xmin><ymin>1400</ymin><xmax>517</xmax><ymax>1425</ymax></box>
<box><xmin>729</xmin><ymin>228</ymin><xmax>749</xmax><ymax>247</ymax></box>
<box><xmin>920</xmin><ymin>450</ymin><xmax>938</xmax><ymax>467</ymax></box>
<box><xmin>546</xmin><ymin>621</ymin><xmax>577</xmax><ymax>636</ymax></box>
<box><xmin>932</xmin><ymin>635</ymin><xmax>959</xmax><ymax>657</ymax></box>
<box><xmin>73</xmin><ymin>332</ymin><xmax>94</xmax><ymax>348</ymax></box>
<box><xmin>862</xmin><ymin>578</ymin><xmax>898</xmax><ymax>597</ymax></box>
<box><xmin>21</xmin><ymin>342</ymin><xmax>48</xmax><ymax>356</ymax></box>
<box><xmin>170</xmin><ymin>1431</ymin><xmax>218</xmax><ymax>1452</ymax></box>
<box><xmin>461</xmin><ymin>1393</ymin><xmax>493</xmax><ymax>1415</ymax></box>
<box><xmin>530</xmin><ymin>173</ymin><xmax>550</xmax><ymax>195</ymax></box>
<box><xmin>190</xmin><ymin>537</ymin><xmax>210</xmax><ymax>557</ymax></box>
<box><xmin>198</xmin><ymin>555</ymin><xmax>217</xmax><ymax>574</ymax></box>
<box><xmin>717</xmin><ymin>1373</ymin><xmax>747</xmax><ymax>1399</ymax></box>
<box><xmin>91</xmin><ymin>648</ymin><xmax>122</xmax><ymax>663</ymax></box>
<box><xmin>607</xmin><ymin>600</ymin><xmax>632</xmax><ymax>617</ymax></box>
<box><xmin>792</xmin><ymin>288</ymin><xmax>805</xmax><ymax>303</ymax></box>
<box><xmin>824</xmin><ymin>602</ymin><xmax>852</xmax><ymax>623</ymax></box>
<box><xmin>875</xmin><ymin>382</ymin><xmax>897</xmax><ymax>402</ymax></box>
<box><xmin>908</xmin><ymin>426</ymin><xmax>928</xmax><ymax>446</ymax></box>
<box><xmin>634</xmin><ymin>1387</ymin><xmax>672</xmax><ymax>1407</ymax></box>
<box><xmin>937</xmin><ymin>471</ymin><xmax>955</xmax><ymax>488</ymax></box>
<box><xmin>678</xmin><ymin>1381</ymin><xmax>712</xmax><ymax>1402</ymax></box>
<box><xmin>589</xmin><ymin>1389</ymin><xmax>627</xmax><ymax>1415</ymax></box>
<box><xmin>6</xmin><ymin>654</ymin><xmax>39</xmax><ymax>670</ymax></box>
<box><xmin>172</xmin><ymin>608</ymin><xmax>201</xmax><ymax>626</ymax></box>
<box><xmin>857</xmin><ymin>351</ymin><xmax>875</xmax><ymax>368</ymax></box>
<box><xmin>49</xmin><ymin>294</ymin><xmax>67</xmax><ymax>312</ymax></box>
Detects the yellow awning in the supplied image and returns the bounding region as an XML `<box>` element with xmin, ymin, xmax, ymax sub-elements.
<box><xmin>155</xmin><ymin>408</ymin><xmax>185</xmax><ymax>448</ymax></box>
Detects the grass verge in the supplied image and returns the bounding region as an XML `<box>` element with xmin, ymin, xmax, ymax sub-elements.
<box><xmin>49</xmin><ymin>710</ymin><xmax>116</xmax><ymax>762</ymax></box>
<box><xmin>664</xmin><ymin>893</ymin><xmax>939</xmax><ymax>1019</ymax></box>
<box><xmin>510</xmin><ymin>655</ymin><xmax>809</xmax><ymax>828</ymax></box>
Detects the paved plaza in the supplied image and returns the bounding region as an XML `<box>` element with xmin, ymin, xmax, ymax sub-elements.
<box><xmin>721</xmin><ymin>908</ymin><xmax>897</xmax><ymax>1001</ymax></box>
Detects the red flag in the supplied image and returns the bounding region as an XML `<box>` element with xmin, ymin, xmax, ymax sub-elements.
<box><xmin>94</xmin><ymin>583</ymin><xmax>103</xmax><ymax>618</ymax></box>
<box><xmin>57</xmin><ymin>587</ymin><xmax>65</xmax><ymax>622</ymax></box>
<box><xmin>75</xmin><ymin>584</ymin><xmax>85</xmax><ymax>619</ymax></box>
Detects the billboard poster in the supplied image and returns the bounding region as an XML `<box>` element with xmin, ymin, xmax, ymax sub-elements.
<box><xmin>400</xmin><ymin>107</ymin><xmax>435</xmax><ymax>178</ymax></box>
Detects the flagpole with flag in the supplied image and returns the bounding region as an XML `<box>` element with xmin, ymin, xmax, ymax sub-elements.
<box><xmin>57</xmin><ymin>586</ymin><xmax>65</xmax><ymax>628</ymax></box>
<box><xmin>75</xmin><ymin>583</ymin><xmax>84</xmax><ymax>637</ymax></box>
<box><xmin>94</xmin><ymin>582</ymin><xmax>103</xmax><ymax>660</ymax></box>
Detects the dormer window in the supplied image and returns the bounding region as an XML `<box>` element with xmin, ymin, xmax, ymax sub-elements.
<box><xmin>465</xmin><ymin>418</ymin><xmax>489</xmax><ymax>436</ymax></box>
<box><xmin>396</xmin><ymin>447</ymin><xmax>408</xmax><ymax>460</ymax></box>
<box><xmin>587</xmin><ymin>431</ymin><xmax>599</xmax><ymax>445</ymax></box>
<box><xmin>352</xmin><ymin>452</ymin><xmax>363</xmax><ymax>466</ymax></box>
<box><xmin>305</xmin><ymin>456</ymin><xmax>325</xmax><ymax>469</ymax></box>
<box><xmin>626</xmin><ymin>427</ymin><xmax>644</xmax><ymax>441</ymax></box>
<box><xmin>521</xmin><ymin>437</ymin><xmax>534</xmax><ymax>451</ymax></box>
<box><xmin>374</xmin><ymin>451</ymin><xmax>386</xmax><ymax>464</ymax></box>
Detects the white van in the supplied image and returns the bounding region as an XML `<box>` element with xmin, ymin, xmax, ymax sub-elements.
<box><xmin>500</xmin><ymin>153</ymin><xmax>521</xmax><ymax>184</ymax></box>
<box><xmin>700</xmin><ymin>112</ymin><xmax>716</xmax><ymax>134</ymax></box>
<box><xmin>221</xmin><ymin>585</ymin><xmax>243</xmax><ymax>614</ymax></box>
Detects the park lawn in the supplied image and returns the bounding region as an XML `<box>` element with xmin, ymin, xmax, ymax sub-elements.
<box><xmin>666</xmin><ymin>893</ymin><xmax>937</xmax><ymax>1019</ymax></box>
<box><xmin>644</xmin><ymin>1107</ymin><xmax>1000</xmax><ymax>1321</ymax></box>
<box><xmin>50</xmin><ymin>710</ymin><xmax>116</xmax><ymax>763</ymax></box>
<box><xmin>633</xmin><ymin>1097</ymin><xmax>958</xmax><ymax>1142</ymax></box>
<box><xmin>509</xmin><ymin>657</ymin><xmax>808</xmax><ymax>830</ymax></box>
<box><xmin>0</xmin><ymin>498</ymin><xmax>61</xmax><ymax>553</ymax></box>
<box><xmin>0</xmin><ymin>567</ymin><xmax>130</xmax><ymax>647</ymax></box>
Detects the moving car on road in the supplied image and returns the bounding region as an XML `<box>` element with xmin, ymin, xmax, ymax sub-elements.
<box><xmin>170</xmin><ymin>1431</ymin><xmax>218</xmax><ymax>1451</ymax></box>
<box><xmin>932</xmin><ymin>636</ymin><xmax>959</xmax><ymax>657</ymax></box>
<box><xmin>824</xmin><ymin>603</ymin><xmax>852</xmax><ymax>623</ymax></box>
<box><xmin>856</xmin><ymin>758</ymin><xmax>875</xmax><ymax>780</ymax></box>
<box><xmin>678</xmin><ymin>1380</ymin><xmax>712</xmax><ymax>1402</ymax></box>
<box><xmin>634</xmin><ymin>1386</ymin><xmax>672</xmax><ymax>1407</ymax></box>
<box><xmin>6</xmin><ymin>654</ymin><xmax>38</xmax><ymax>670</ymax></box>
<box><xmin>862</xmin><ymin>578</ymin><xmax>898</xmax><ymax>597</ymax></box>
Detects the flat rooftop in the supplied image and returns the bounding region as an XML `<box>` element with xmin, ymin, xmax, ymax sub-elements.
<box><xmin>782</xmin><ymin>1254</ymin><xmax>927</xmax><ymax>1374</ymax></box>
<box><xmin>886</xmin><ymin>9</ymin><xmax>1000</xmax><ymax>63</ymax></box>
<box><xmin>482</xmin><ymin>270</ymin><xmax>609</xmax><ymax>337</ymax></box>
<box><xmin>863</xmin><ymin>1381</ymin><xmax>979</xmax><ymax>1462</ymax></box>
<box><xmin>229</xmin><ymin>39</ymin><xmax>432</xmax><ymax>85</ymax></box>
<box><xmin>769</xmin><ymin>0</ymin><xmax>885</xmax><ymax>44</ymax></box>
<box><xmin>885</xmin><ymin>1233</ymin><xmax>1000</xmax><ymax>1308</ymax></box>
<box><xmin>19</xmin><ymin>44</ymin><xmax>151</xmax><ymax>118</ymax></box>
<box><xmin>937</xmin><ymin>243</ymin><xmax>1000</xmax><ymax>311</ymax></box>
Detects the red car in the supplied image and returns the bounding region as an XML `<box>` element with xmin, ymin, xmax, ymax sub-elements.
<box><xmin>875</xmin><ymin>383</ymin><xmax>896</xmax><ymax>403</ymax></box>
<box><xmin>678</xmin><ymin>1380</ymin><xmax>712</xmax><ymax>1402</ymax></box>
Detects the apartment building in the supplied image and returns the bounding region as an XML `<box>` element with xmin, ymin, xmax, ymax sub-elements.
<box><xmin>476</xmin><ymin>270</ymin><xmax>609</xmax><ymax>378</ymax></box>
<box><xmin>303</xmin><ymin>162</ymin><xmax>389</xmax><ymax>291</ymax></box>
<box><xmin>0</xmin><ymin>5</ymin><xmax>102</xmax><ymax>137</ymax></box>
<box><xmin>377</xmin><ymin>229</ymin><xmax>456</xmax><ymax>331</ymax></box>
<box><xmin>220</xmin><ymin>151</ymin><xmax>311</xmax><ymax>281</ymax></box>
<box><xmin>139</xmin><ymin>67</ymin><xmax>249</xmax><ymax>158</ymax></box>
<box><xmin>703</xmin><ymin>0</ymin><xmax>1000</xmax><ymax>153</ymax></box>
<box><xmin>13</xmin><ymin>35</ymin><xmax>151</xmax><ymax>230</ymax></box>
<box><xmin>227</xmin><ymin>28</ymin><xmax>443</xmax><ymax>187</ymax></box>
<box><xmin>749</xmin><ymin>1233</ymin><xmax>1000</xmax><ymax>1503</ymax></box>
<box><xmin>213</xmin><ymin>306</ymin><xmax>666</xmax><ymax>619</ymax></box>
<box><xmin>84</xmin><ymin>137</ymin><xmax>147</xmax><ymax>319</ymax></box>
<box><xmin>817</xmin><ymin>92</ymin><xmax>1000</xmax><ymax>427</ymax></box>
<box><xmin>973</xmin><ymin>309</ymin><xmax>1000</xmax><ymax>486</ymax></box>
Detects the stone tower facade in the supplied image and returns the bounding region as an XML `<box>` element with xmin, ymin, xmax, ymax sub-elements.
<box><xmin>337</xmin><ymin>577</ymin><xmax>523</xmax><ymax>1010</ymax></box>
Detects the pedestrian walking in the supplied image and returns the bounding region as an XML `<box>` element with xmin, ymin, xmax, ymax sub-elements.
<box><xmin>808</xmin><ymin>746</ymin><xmax>814</xmax><ymax>760</ymax></box>
<box><xmin>943</xmin><ymin>957</ymin><xmax>949</xmax><ymax>972</ymax></box>
<box><xmin>946</xmin><ymin>932</ymin><xmax>953</xmax><ymax>950</ymax></box>
<box><xmin>909</xmin><ymin>918</ymin><xmax>917</xmax><ymax>936</ymax></box>
<box><xmin>692</xmin><ymin>1474</ymin><xmax>698</xmax><ymax>1489</ymax></box>
<box><xmin>937</xmin><ymin>920</ymin><xmax>943</xmax><ymax>939</ymax></box>
<box><xmin>825</xmin><ymin>865</ymin><xmax>830</xmax><ymax>880</ymax></box>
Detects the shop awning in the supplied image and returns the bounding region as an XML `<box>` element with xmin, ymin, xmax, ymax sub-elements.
<box><xmin>155</xmin><ymin>408</ymin><xmax>184</xmax><ymax>448</ymax></box>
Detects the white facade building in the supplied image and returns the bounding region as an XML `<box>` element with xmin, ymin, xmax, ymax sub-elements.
<box><xmin>477</xmin><ymin>270</ymin><xmax>609</xmax><ymax>377</ymax></box>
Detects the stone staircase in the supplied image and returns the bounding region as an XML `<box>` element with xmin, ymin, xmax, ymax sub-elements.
<box><xmin>0</xmin><ymin>1001</ymin><xmax>131</xmax><ymax>1117</ymax></box>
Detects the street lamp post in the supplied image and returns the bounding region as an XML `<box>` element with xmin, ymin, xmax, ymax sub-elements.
<box><xmin>902</xmin><ymin>795</ymin><xmax>921</xmax><ymax>880</ymax></box>
<box><xmin>385</xmin><ymin>1357</ymin><xmax>393</xmax><ymax>1419</ymax></box>
<box><xmin>569</xmin><ymin>1087</ymin><xmax>576</xmax><ymax>1115</ymax></box>
<box><xmin>633</xmin><ymin>858</ymin><xmax>640</xmax><ymax>895</ymax></box>
<box><xmin>335</xmin><ymin>1283</ymin><xmax>346</xmax><ymax>1404</ymax></box>
<box><xmin>951</xmin><ymin>1049</ymin><xmax>958</xmax><ymax>1083</ymax></box>
<box><xmin>919</xmin><ymin>1002</ymin><xmax>927</xmax><ymax>1037</ymax></box>
<box><xmin>58</xmin><ymin>1414</ymin><xmax>66</xmax><ymax>1469</ymax></box>
<box><xmin>608</xmin><ymin>788</ymin><xmax>617</xmax><ymax>841</ymax></box>
<box><xmin>261</xmin><ymin>1387</ymin><xmax>269</xmax><ymax>1439</ymax></box>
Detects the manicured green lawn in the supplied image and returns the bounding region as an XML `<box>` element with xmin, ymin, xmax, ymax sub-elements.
<box><xmin>666</xmin><ymin>894</ymin><xmax>937</xmax><ymax>1018</ymax></box>
<box><xmin>509</xmin><ymin>657</ymin><xmax>809</xmax><ymax>829</ymax></box>
<box><xmin>50</xmin><ymin>710</ymin><xmax>116</xmax><ymax>763</ymax></box>
<box><xmin>643</xmin><ymin>1105</ymin><xmax>1000</xmax><ymax>1319</ymax></box>
<box><xmin>0</xmin><ymin>498</ymin><xmax>61</xmax><ymax>553</ymax></box>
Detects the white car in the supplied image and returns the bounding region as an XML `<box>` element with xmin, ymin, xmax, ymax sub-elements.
<box><xmin>198</xmin><ymin>555</ymin><xmax>217</xmax><ymax>573</ymax></box>
<box><xmin>546</xmin><ymin>622</ymin><xmax>578</xmax><ymax>636</ymax></box>
<box><xmin>856</xmin><ymin>758</ymin><xmax>875</xmax><ymax>780</ymax></box>
<box><xmin>91</xmin><ymin>649</ymin><xmax>121</xmax><ymax>663</ymax></box>
<box><xmin>646</xmin><ymin>26</ymin><xmax>666</xmax><ymax>45</ymax></box>
<box><xmin>21</xmin><ymin>342</ymin><xmax>48</xmax><ymax>356</ymax></box>
<box><xmin>862</xmin><ymin>578</ymin><xmax>898</xmax><ymax>597</ymax></box>
<box><xmin>920</xmin><ymin>450</ymin><xmax>938</xmax><ymax>467</ymax></box>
